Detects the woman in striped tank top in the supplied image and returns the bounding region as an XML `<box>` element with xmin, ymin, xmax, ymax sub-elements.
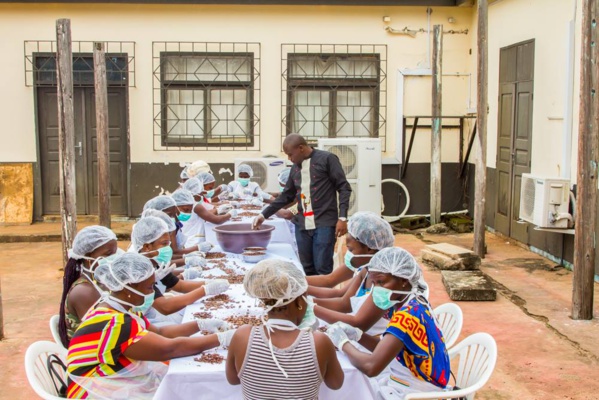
<box><xmin>226</xmin><ymin>259</ymin><xmax>344</xmax><ymax>400</ymax></box>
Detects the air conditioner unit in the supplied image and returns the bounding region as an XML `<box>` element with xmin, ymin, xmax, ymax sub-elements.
<box><xmin>234</xmin><ymin>158</ymin><xmax>288</xmax><ymax>193</ymax></box>
<box><xmin>519</xmin><ymin>174</ymin><xmax>572</xmax><ymax>228</ymax></box>
<box><xmin>317</xmin><ymin>138</ymin><xmax>382</xmax><ymax>216</ymax></box>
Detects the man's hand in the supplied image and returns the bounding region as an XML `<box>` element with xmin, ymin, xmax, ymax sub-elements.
<box><xmin>252</xmin><ymin>214</ymin><xmax>265</xmax><ymax>230</ymax></box>
<box><xmin>335</xmin><ymin>219</ymin><xmax>348</xmax><ymax>237</ymax></box>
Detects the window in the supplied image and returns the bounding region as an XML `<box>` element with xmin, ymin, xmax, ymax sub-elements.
<box><xmin>282</xmin><ymin>44</ymin><xmax>386</xmax><ymax>147</ymax></box>
<box><xmin>153</xmin><ymin>43</ymin><xmax>260</xmax><ymax>150</ymax></box>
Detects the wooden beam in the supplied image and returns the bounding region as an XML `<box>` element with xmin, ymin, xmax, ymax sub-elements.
<box><xmin>56</xmin><ymin>19</ymin><xmax>77</xmax><ymax>264</ymax></box>
<box><xmin>572</xmin><ymin>0</ymin><xmax>598</xmax><ymax>320</ymax></box>
<box><xmin>0</xmin><ymin>279</ymin><xmax>4</xmax><ymax>340</ymax></box>
<box><xmin>473</xmin><ymin>0</ymin><xmax>488</xmax><ymax>258</ymax></box>
<box><xmin>94</xmin><ymin>42</ymin><xmax>111</xmax><ymax>228</ymax></box>
<box><xmin>430</xmin><ymin>24</ymin><xmax>443</xmax><ymax>225</ymax></box>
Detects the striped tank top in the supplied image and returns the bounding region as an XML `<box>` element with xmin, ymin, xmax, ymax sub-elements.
<box><xmin>239</xmin><ymin>326</ymin><xmax>323</xmax><ymax>400</ymax></box>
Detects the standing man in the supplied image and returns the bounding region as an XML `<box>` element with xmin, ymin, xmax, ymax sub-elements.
<box><xmin>253</xmin><ymin>133</ymin><xmax>352</xmax><ymax>275</ymax></box>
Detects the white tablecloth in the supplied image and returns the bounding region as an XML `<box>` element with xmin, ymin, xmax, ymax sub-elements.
<box><xmin>154</xmin><ymin>244</ymin><xmax>375</xmax><ymax>400</ymax></box>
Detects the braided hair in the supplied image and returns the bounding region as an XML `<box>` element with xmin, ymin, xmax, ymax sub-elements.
<box><xmin>58</xmin><ymin>258</ymin><xmax>84</xmax><ymax>348</ymax></box>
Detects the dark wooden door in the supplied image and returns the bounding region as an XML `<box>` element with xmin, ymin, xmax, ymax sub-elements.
<box><xmin>495</xmin><ymin>40</ymin><xmax>534</xmax><ymax>242</ymax></box>
<box><xmin>38</xmin><ymin>87</ymin><xmax>128</xmax><ymax>215</ymax></box>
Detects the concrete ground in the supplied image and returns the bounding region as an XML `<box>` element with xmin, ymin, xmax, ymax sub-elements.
<box><xmin>1</xmin><ymin>227</ymin><xmax>598</xmax><ymax>399</ymax></box>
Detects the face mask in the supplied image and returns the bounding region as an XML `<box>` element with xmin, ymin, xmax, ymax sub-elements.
<box><xmin>153</xmin><ymin>245</ymin><xmax>173</xmax><ymax>266</ymax></box>
<box><xmin>371</xmin><ymin>285</ymin><xmax>415</xmax><ymax>310</ymax></box>
<box><xmin>279</xmin><ymin>186</ymin><xmax>285</xmax><ymax>193</ymax></box>
<box><xmin>131</xmin><ymin>290</ymin><xmax>155</xmax><ymax>314</ymax></box>
<box><xmin>178</xmin><ymin>212</ymin><xmax>192</xmax><ymax>222</ymax></box>
<box><xmin>238</xmin><ymin>178</ymin><xmax>250</xmax><ymax>187</ymax></box>
<box><xmin>205</xmin><ymin>189</ymin><xmax>215</xmax><ymax>198</ymax></box>
<box><xmin>344</xmin><ymin>251</ymin><xmax>373</xmax><ymax>272</ymax></box>
<box><xmin>298</xmin><ymin>296</ymin><xmax>317</xmax><ymax>331</ymax></box>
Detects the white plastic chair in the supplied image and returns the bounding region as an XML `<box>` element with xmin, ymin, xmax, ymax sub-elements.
<box><xmin>49</xmin><ymin>315</ymin><xmax>63</xmax><ymax>347</ymax></box>
<box><xmin>433</xmin><ymin>303</ymin><xmax>464</xmax><ymax>348</ymax></box>
<box><xmin>24</xmin><ymin>340</ymin><xmax>69</xmax><ymax>400</ymax></box>
<box><xmin>403</xmin><ymin>332</ymin><xmax>498</xmax><ymax>400</ymax></box>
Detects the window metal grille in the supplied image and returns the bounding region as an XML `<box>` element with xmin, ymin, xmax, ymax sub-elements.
<box><xmin>24</xmin><ymin>41</ymin><xmax>135</xmax><ymax>87</ymax></box>
<box><xmin>153</xmin><ymin>42</ymin><xmax>261</xmax><ymax>151</ymax></box>
<box><xmin>282</xmin><ymin>44</ymin><xmax>386</xmax><ymax>150</ymax></box>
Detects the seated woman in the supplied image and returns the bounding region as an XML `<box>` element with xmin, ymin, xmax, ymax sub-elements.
<box><xmin>272</xmin><ymin>167</ymin><xmax>298</xmax><ymax>221</ymax></box>
<box><xmin>308</xmin><ymin>212</ymin><xmax>396</xmax><ymax>335</ymax></box>
<box><xmin>130</xmin><ymin>216</ymin><xmax>229</xmax><ymax>323</ymax></box>
<box><xmin>196</xmin><ymin>171</ymin><xmax>228</xmax><ymax>203</ymax></box>
<box><xmin>180</xmin><ymin>178</ymin><xmax>236</xmax><ymax>249</ymax></box>
<box><xmin>67</xmin><ymin>253</ymin><xmax>234</xmax><ymax>399</ymax></box>
<box><xmin>226</xmin><ymin>259</ymin><xmax>344</xmax><ymax>399</ymax></box>
<box><xmin>325</xmin><ymin>247</ymin><xmax>449</xmax><ymax>398</ymax></box>
<box><xmin>59</xmin><ymin>226</ymin><xmax>121</xmax><ymax>348</ymax></box>
<box><xmin>226</xmin><ymin>164</ymin><xmax>274</xmax><ymax>204</ymax></box>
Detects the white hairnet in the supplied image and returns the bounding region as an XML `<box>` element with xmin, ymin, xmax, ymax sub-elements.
<box><xmin>197</xmin><ymin>172</ymin><xmax>216</xmax><ymax>185</ymax></box>
<box><xmin>94</xmin><ymin>253</ymin><xmax>154</xmax><ymax>292</ymax></box>
<box><xmin>141</xmin><ymin>209</ymin><xmax>176</xmax><ymax>232</ymax></box>
<box><xmin>187</xmin><ymin>160</ymin><xmax>211</xmax><ymax>178</ymax></box>
<box><xmin>244</xmin><ymin>259</ymin><xmax>307</xmax><ymax>307</ymax></box>
<box><xmin>180</xmin><ymin>167</ymin><xmax>190</xmax><ymax>180</ymax></box>
<box><xmin>171</xmin><ymin>189</ymin><xmax>195</xmax><ymax>206</ymax></box>
<box><xmin>182</xmin><ymin>177</ymin><xmax>204</xmax><ymax>196</ymax></box>
<box><xmin>367</xmin><ymin>247</ymin><xmax>422</xmax><ymax>287</ymax></box>
<box><xmin>130</xmin><ymin>216</ymin><xmax>170</xmax><ymax>252</ymax></box>
<box><xmin>348</xmin><ymin>211</ymin><xmax>394</xmax><ymax>251</ymax></box>
<box><xmin>143</xmin><ymin>195</ymin><xmax>177</xmax><ymax>212</ymax></box>
<box><xmin>278</xmin><ymin>167</ymin><xmax>291</xmax><ymax>185</ymax></box>
<box><xmin>237</xmin><ymin>164</ymin><xmax>253</xmax><ymax>178</ymax></box>
<box><xmin>68</xmin><ymin>225</ymin><xmax>117</xmax><ymax>260</ymax></box>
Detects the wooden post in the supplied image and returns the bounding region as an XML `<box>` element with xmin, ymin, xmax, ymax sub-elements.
<box><xmin>94</xmin><ymin>42</ymin><xmax>111</xmax><ymax>228</ymax></box>
<box><xmin>430</xmin><ymin>24</ymin><xmax>443</xmax><ymax>225</ymax></box>
<box><xmin>473</xmin><ymin>0</ymin><xmax>488</xmax><ymax>258</ymax></box>
<box><xmin>56</xmin><ymin>19</ymin><xmax>77</xmax><ymax>264</ymax></box>
<box><xmin>0</xmin><ymin>280</ymin><xmax>4</xmax><ymax>340</ymax></box>
<box><xmin>572</xmin><ymin>0</ymin><xmax>598</xmax><ymax>320</ymax></box>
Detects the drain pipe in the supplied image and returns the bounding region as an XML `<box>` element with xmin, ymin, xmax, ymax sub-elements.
<box><xmin>561</xmin><ymin>1</ymin><xmax>577</xmax><ymax>181</ymax></box>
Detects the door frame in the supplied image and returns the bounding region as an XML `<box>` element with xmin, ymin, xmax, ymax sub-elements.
<box><xmin>32</xmin><ymin>52</ymin><xmax>131</xmax><ymax>220</ymax></box>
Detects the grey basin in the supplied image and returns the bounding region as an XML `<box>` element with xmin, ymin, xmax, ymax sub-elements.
<box><xmin>213</xmin><ymin>223</ymin><xmax>275</xmax><ymax>254</ymax></box>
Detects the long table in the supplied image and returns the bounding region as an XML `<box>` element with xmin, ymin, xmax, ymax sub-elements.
<box><xmin>154</xmin><ymin>243</ymin><xmax>375</xmax><ymax>400</ymax></box>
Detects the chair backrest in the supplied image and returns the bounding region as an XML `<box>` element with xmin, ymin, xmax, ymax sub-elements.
<box><xmin>449</xmin><ymin>332</ymin><xmax>497</xmax><ymax>400</ymax></box>
<box><xmin>49</xmin><ymin>315</ymin><xmax>63</xmax><ymax>347</ymax></box>
<box><xmin>433</xmin><ymin>303</ymin><xmax>463</xmax><ymax>348</ymax></box>
<box><xmin>24</xmin><ymin>340</ymin><xmax>68</xmax><ymax>400</ymax></box>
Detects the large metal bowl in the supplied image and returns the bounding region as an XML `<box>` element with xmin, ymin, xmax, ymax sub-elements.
<box><xmin>213</xmin><ymin>223</ymin><xmax>275</xmax><ymax>254</ymax></box>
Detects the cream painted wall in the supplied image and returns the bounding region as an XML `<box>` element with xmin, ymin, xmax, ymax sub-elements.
<box><xmin>0</xmin><ymin>3</ymin><xmax>473</xmax><ymax>165</ymax></box>
<box><xmin>485</xmin><ymin>0</ymin><xmax>580</xmax><ymax>179</ymax></box>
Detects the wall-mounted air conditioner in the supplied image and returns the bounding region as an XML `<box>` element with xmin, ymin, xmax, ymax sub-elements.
<box><xmin>519</xmin><ymin>174</ymin><xmax>572</xmax><ymax>228</ymax></box>
<box><xmin>317</xmin><ymin>138</ymin><xmax>382</xmax><ymax>216</ymax></box>
<box><xmin>234</xmin><ymin>158</ymin><xmax>288</xmax><ymax>193</ymax></box>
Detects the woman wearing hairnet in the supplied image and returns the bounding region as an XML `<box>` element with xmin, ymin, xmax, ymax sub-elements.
<box><xmin>59</xmin><ymin>226</ymin><xmax>123</xmax><ymax>347</ymax></box>
<box><xmin>225</xmin><ymin>260</ymin><xmax>344</xmax><ymax>398</ymax></box>
<box><xmin>196</xmin><ymin>172</ymin><xmax>229</xmax><ymax>203</ymax></box>
<box><xmin>130</xmin><ymin>216</ymin><xmax>229</xmax><ymax>324</ymax></box>
<box><xmin>67</xmin><ymin>253</ymin><xmax>235</xmax><ymax>399</ymax></box>
<box><xmin>325</xmin><ymin>247</ymin><xmax>450</xmax><ymax>398</ymax></box>
<box><xmin>225</xmin><ymin>163</ymin><xmax>274</xmax><ymax>204</ymax></box>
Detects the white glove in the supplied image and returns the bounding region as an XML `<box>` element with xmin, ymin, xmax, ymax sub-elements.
<box><xmin>183</xmin><ymin>268</ymin><xmax>203</xmax><ymax>280</ymax></box>
<box><xmin>197</xmin><ymin>318</ymin><xmax>231</xmax><ymax>333</ymax></box>
<box><xmin>198</xmin><ymin>242</ymin><xmax>214</xmax><ymax>252</ymax></box>
<box><xmin>228</xmin><ymin>192</ymin><xmax>240</xmax><ymax>200</ymax></box>
<box><xmin>229</xmin><ymin>201</ymin><xmax>240</xmax><ymax>209</ymax></box>
<box><xmin>155</xmin><ymin>263</ymin><xmax>176</xmax><ymax>281</ymax></box>
<box><xmin>331</xmin><ymin>321</ymin><xmax>363</xmax><ymax>342</ymax></box>
<box><xmin>249</xmin><ymin>197</ymin><xmax>263</xmax><ymax>207</ymax></box>
<box><xmin>252</xmin><ymin>214</ymin><xmax>265</xmax><ymax>230</ymax></box>
<box><xmin>260</xmin><ymin>191</ymin><xmax>273</xmax><ymax>201</ymax></box>
<box><xmin>217</xmin><ymin>183</ymin><xmax>229</xmax><ymax>192</ymax></box>
<box><xmin>227</xmin><ymin>209</ymin><xmax>238</xmax><ymax>218</ymax></box>
<box><xmin>217</xmin><ymin>204</ymin><xmax>233</xmax><ymax>215</ymax></box>
<box><xmin>204</xmin><ymin>279</ymin><xmax>230</xmax><ymax>296</ymax></box>
<box><xmin>326</xmin><ymin>323</ymin><xmax>351</xmax><ymax>351</ymax></box>
<box><xmin>184</xmin><ymin>254</ymin><xmax>207</xmax><ymax>268</ymax></box>
<box><xmin>216</xmin><ymin>329</ymin><xmax>236</xmax><ymax>348</ymax></box>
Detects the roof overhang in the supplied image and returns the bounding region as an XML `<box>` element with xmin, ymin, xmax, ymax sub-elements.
<box><xmin>0</xmin><ymin>0</ymin><xmax>469</xmax><ymax>6</ymax></box>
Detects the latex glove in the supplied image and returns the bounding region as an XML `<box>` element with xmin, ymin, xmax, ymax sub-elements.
<box><xmin>228</xmin><ymin>192</ymin><xmax>240</xmax><ymax>200</ymax></box>
<box><xmin>249</xmin><ymin>197</ymin><xmax>263</xmax><ymax>207</ymax></box>
<box><xmin>227</xmin><ymin>209</ymin><xmax>238</xmax><ymax>218</ymax></box>
<box><xmin>184</xmin><ymin>254</ymin><xmax>207</xmax><ymax>268</ymax></box>
<box><xmin>217</xmin><ymin>204</ymin><xmax>233</xmax><ymax>215</ymax></box>
<box><xmin>331</xmin><ymin>321</ymin><xmax>363</xmax><ymax>342</ymax></box>
<box><xmin>198</xmin><ymin>242</ymin><xmax>214</xmax><ymax>252</ymax></box>
<box><xmin>155</xmin><ymin>263</ymin><xmax>176</xmax><ymax>281</ymax></box>
<box><xmin>217</xmin><ymin>329</ymin><xmax>236</xmax><ymax>348</ymax></box>
<box><xmin>260</xmin><ymin>191</ymin><xmax>273</xmax><ymax>201</ymax></box>
<box><xmin>229</xmin><ymin>201</ymin><xmax>240</xmax><ymax>209</ymax></box>
<box><xmin>326</xmin><ymin>323</ymin><xmax>351</xmax><ymax>351</ymax></box>
<box><xmin>182</xmin><ymin>268</ymin><xmax>203</xmax><ymax>280</ymax></box>
<box><xmin>217</xmin><ymin>183</ymin><xmax>229</xmax><ymax>192</ymax></box>
<box><xmin>204</xmin><ymin>279</ymin><xmax>230</xmax><ymax>296</ymax></box>
<box><xmin>197</xmin><ymin>318</ymin><xmax>231</xmax><ymax>333</ymax></box>
<box><xmin>252</xmin><ymin>214</ymin><xmax>265</xmax><ymax>230</ymax></box>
